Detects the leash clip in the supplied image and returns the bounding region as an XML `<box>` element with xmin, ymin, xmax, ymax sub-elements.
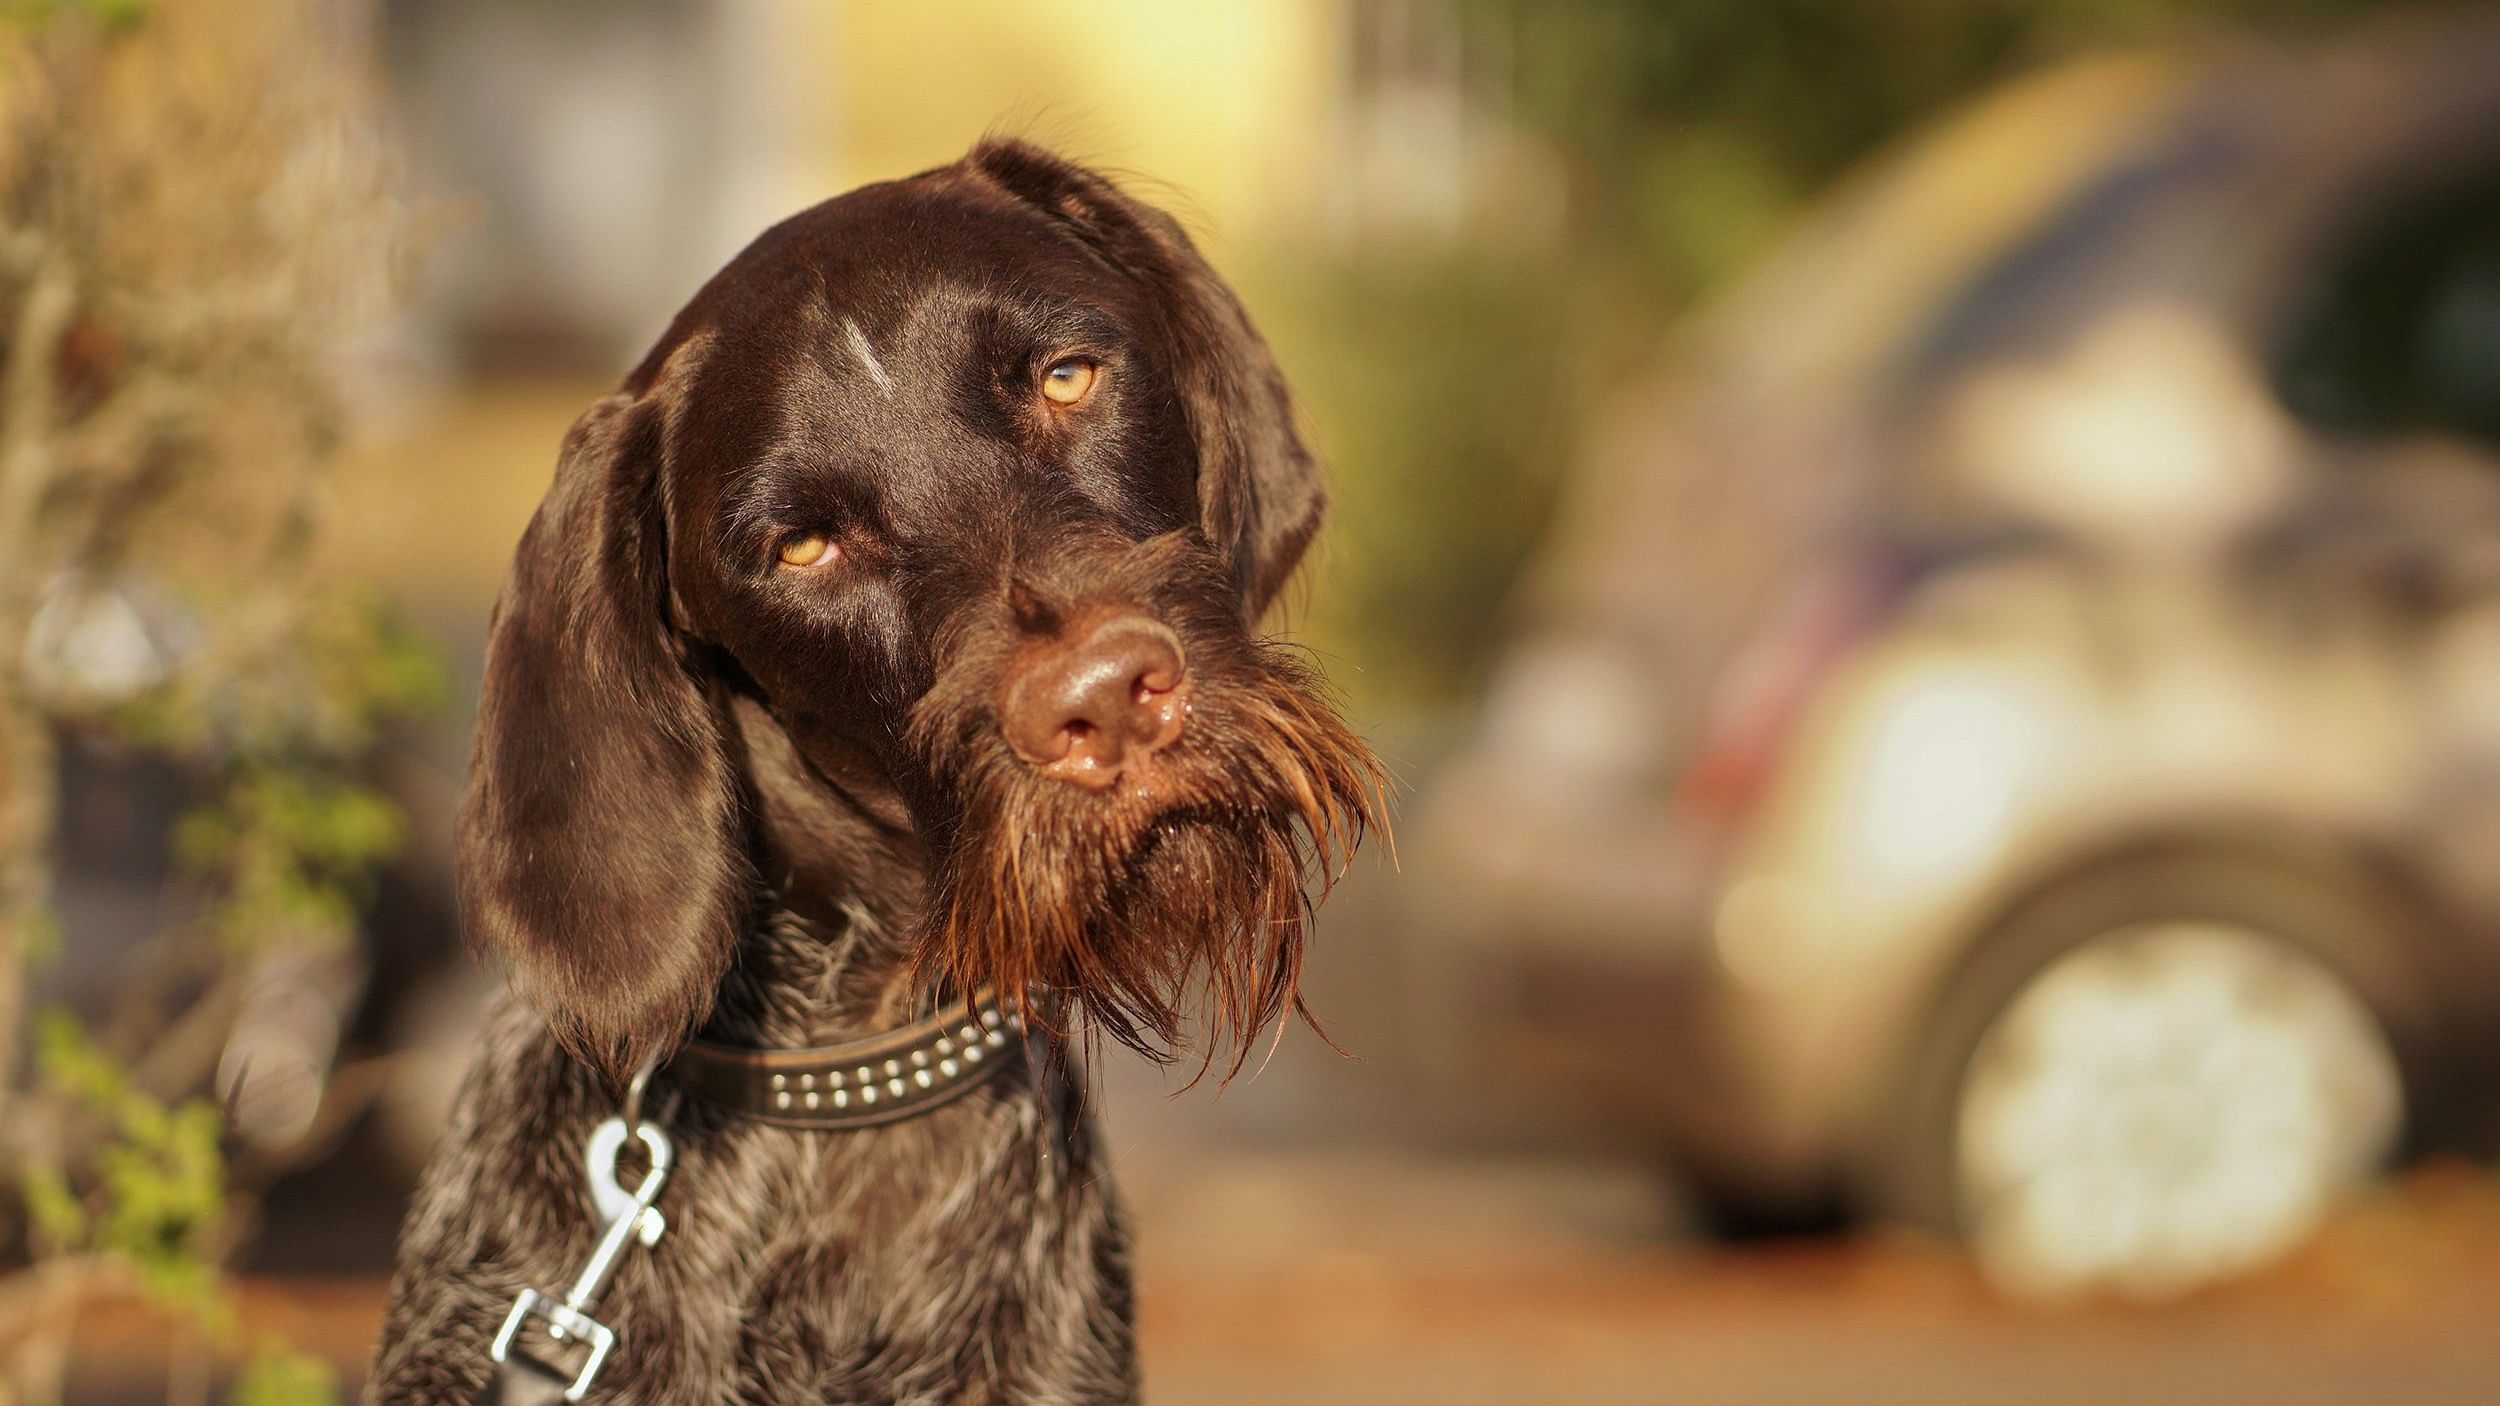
<box><xmin>489</xmin><ymin>1074</ymin><xmax>674</xmax><ymax>1401</ymax></box>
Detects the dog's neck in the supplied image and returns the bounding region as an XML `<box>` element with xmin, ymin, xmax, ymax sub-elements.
<box><xmin>706</xmin><ymin>693</ymin><xmax>936</xmax><ymax>1045</ymax></box>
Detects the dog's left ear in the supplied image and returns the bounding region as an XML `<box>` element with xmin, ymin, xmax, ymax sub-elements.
<box><xmin>970</xmin><ymin>139</ymin><xmax>1323</xmax><ymax>617</ymax></box>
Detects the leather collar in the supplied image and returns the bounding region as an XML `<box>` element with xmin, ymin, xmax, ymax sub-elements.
<box><xmin>665</xmin><ymin>991</ymin><xmax>1027</xmax><ymax>1131</ymax></box>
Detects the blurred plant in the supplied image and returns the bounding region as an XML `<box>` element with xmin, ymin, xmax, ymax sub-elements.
<box><xmin>0</xmin><ymin>0</ymin><xmax>424</xmax><ymax>1402</ymax></box>
<box><xmin>1472</xmin><ymin>0</ymin><xmax>2476</xmax><ymax>301</ymax></box>
<box><xmin>1257</xmin><ymin>253</ymin><xmax>1589</xmax><ymax>714</ymax></box>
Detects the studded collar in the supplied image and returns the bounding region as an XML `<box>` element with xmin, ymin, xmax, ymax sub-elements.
<box><xmin>663</xmin><ymin>990</ymin><xmax>1028</xmax><ymax>1131</ymax></box>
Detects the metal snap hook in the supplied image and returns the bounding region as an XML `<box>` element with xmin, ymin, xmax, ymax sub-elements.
<box><xmin>619</xmin><ymin>1052</ymin><xmax>659</xmax><ymax>1137</ymax></box>
<box><xmin>584</xmin><ymin>1116</ymin><xmax>673</xmax><ymax>1231</ymax></box>
<box><xmin>490</xmin><ymin>1080</ymin><xmax>678</xmax><ymax>1402</ymax></box>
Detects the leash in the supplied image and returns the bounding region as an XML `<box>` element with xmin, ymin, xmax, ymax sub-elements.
<box><xmin>473</xmin><ymin>992</ymin><xmax>1029</xmax><ymax>1402</ymax></box>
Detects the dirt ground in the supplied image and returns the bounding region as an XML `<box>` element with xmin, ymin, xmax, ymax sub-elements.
<box><xmin>54</xmin><ymin>1146</ymin><xmax>2500</xmax><ymax>1406</ymax></box>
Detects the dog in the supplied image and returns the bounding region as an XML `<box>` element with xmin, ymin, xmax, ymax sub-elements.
<box><xmin>367</xmin><ymin>139</ymin><xmax>1384</xmax><ymax>1405</ymax></box>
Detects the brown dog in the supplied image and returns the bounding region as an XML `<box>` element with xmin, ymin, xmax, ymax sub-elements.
<box><xmin>368</xmin><ymin>140</ymin><xmax>1382</xmax><ymax>1404</ymax></box>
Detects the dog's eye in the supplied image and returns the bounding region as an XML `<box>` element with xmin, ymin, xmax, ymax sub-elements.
<box><xmin>776</xmin><ymin>534</ymin><xmax>837</xmax><ymax>569</ymax></box>
<box><xmin>1040</xmin><ymin>357</ymin><xmax>1099</xmax><ymax>406</ymax></box>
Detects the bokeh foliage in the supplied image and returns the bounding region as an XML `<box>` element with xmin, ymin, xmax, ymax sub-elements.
<box><xmin>1481</xmin><ymin>0</ymin><xmax>2471</xmax><ymax>292</ymax></box>
<box><xmin>0</xmin><ymin>0</ymin><xmax>425</xmax><ymax>1401</ymax></box>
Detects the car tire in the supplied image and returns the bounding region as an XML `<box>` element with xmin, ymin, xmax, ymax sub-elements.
<box><xmin>1863</xmin><ymin>840</ymin><xmax>2435</xmax><ymax>1298</ymax></box>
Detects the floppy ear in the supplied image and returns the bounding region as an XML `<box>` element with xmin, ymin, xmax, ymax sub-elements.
<box><xmin>971</xmin><ymin>139</ymin><xmax>1324</xmax><ymax>616</ymax></box>
<box><xmin>458</xmin><ymin>392</ymin><xmax>747</xmax><ymax>1085</ymax></box>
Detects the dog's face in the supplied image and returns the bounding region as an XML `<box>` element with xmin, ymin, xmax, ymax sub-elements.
<box><xmin>461</xmin><ymin>141</ymin><xmax>1383</xmax><ymax>1081</ymax></box>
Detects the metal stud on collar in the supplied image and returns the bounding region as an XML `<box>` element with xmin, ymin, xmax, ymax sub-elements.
<box><xmin>669</xmin><ymin>990</ymin><xmax>1027</xmax><ymax>1131</ymax></box>
<box><xmin>757</xmin><ymin>998</ymin><xmax>1019</xmax><ymax>1114</ymax></box>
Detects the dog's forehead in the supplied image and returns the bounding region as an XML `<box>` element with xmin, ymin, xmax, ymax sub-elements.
<box><xmin>655</xmin><ymin>173</ymin><xmax>1134</xmax><ymax>458</ymax></box>
<box><xmin>701</xmin><ymin>174</ymin><xmax>1120</xmax><ymax>359</ymax></box>
<box><xmin>665</xmin><ymin>172</ymin><xmax>1160</xmax><ymax>480</ymax></box>
<box><xmin>647</xmin><ymin>171</ymin><xmax>1172</xmax><ymax>552</ymax></box>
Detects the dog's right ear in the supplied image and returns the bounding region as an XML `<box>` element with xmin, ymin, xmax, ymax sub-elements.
<box><xmin>459</xmin><ymin>392</ymin><xmax>746</xmax><ymax>1086</ymax></box>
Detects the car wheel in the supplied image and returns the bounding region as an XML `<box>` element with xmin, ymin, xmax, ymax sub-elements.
<box><xmin>1870</xmin><ymin>849</ymin><xmax>2425</xmax><ymax>1299</ymax></box>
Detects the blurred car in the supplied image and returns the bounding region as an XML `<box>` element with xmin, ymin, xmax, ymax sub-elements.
<box><xmin>1409</xmin><ymin>14</ymin><xmax>2500</xmax><ymax>1298</ymax></box>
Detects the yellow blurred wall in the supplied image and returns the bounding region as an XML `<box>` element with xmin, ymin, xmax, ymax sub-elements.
<box><xmin>825</xmin><ymin>0</ymin><xmax>1338</xmax><ymax>238</ymax></box>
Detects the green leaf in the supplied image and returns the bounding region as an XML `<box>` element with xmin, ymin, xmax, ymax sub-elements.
<box><xmin>34</xmin><ymin>1006</ymin><xmax>129</xmax><ymax>1110</ymax></box>
<box><xmin>21</xmin><ymin>1163</ymin><xmax>88</xmax><ymax>1248</ymax></box>
<box><xmin>81</xmin><ymin>0</ymin><xmax>150</xmax><ymax>28</ymax></box>
<box><xmin>231</xmin><ymin>1346</ymin><xmax>338</xmax><ymax>1406</ymax></box>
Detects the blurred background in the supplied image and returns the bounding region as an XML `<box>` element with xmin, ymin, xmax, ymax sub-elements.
<box><xmin>6</xmin><ymin>0</ymin><xmax>2500</xmax><ymax>1402</ymax></box>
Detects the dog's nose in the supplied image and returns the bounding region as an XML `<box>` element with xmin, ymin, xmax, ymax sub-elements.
<box><xmin>1000</xmin><ymin>615</ymin><xmax>1189</xmax><ymax>788</ymax></box>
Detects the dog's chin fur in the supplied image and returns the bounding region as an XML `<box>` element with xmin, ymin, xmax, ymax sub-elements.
<box><xmin>910</xmin><ymin>643</ymin><xmax>1386</xmax><ymax>1075</ymax></box>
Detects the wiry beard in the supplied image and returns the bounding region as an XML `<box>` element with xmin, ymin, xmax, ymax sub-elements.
<box><xmin>906</xmin><ymin>641</ymin><xmax>1387</xmax><ymax>1077</ymax></box>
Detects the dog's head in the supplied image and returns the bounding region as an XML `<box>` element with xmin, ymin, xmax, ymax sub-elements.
<box><xmin>460</xmin><ymin>140</ymin><xmax>1384</xmax><ymax>1082</ymax></box>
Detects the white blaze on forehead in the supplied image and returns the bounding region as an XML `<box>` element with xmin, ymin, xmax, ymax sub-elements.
<box><xmin>842</xmin><ymin>318</ymin><xmax>894</xmax><ymax>396</ymax></box>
